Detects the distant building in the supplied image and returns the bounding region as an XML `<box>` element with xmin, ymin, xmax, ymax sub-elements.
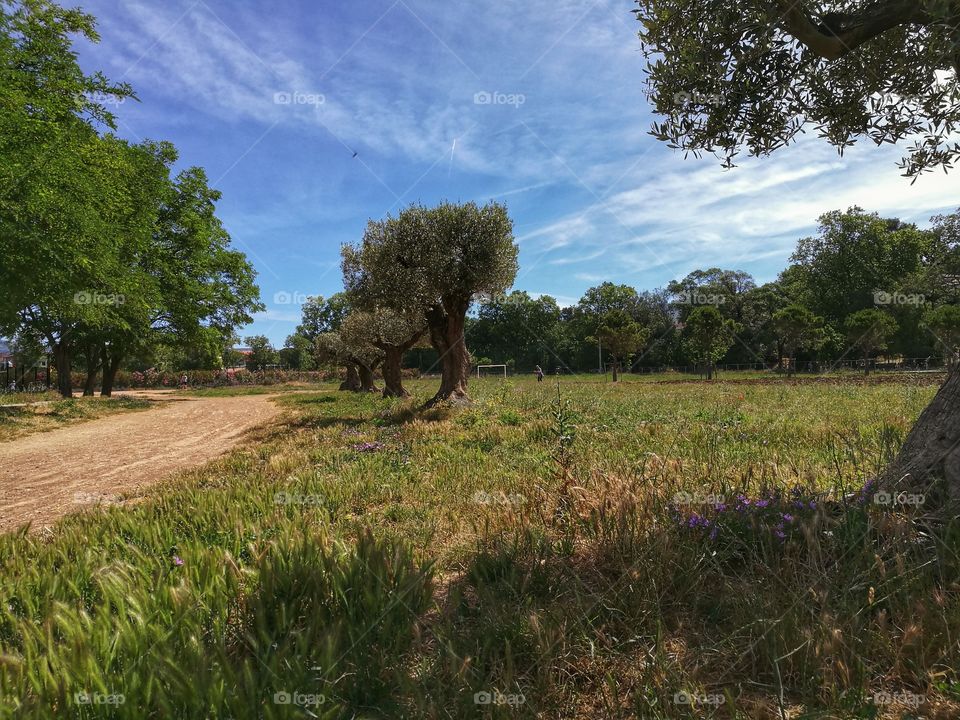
<box><xmin>0</xmin><ymin>340</ymin><xmax>12</xmax><ymax>369</ymax></box>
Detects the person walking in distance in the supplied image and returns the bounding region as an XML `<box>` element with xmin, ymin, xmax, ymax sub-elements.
<box><xmin>535</xmin><ymin>365</ymin><xmax>544</xmax><ymax>383</ymax></box>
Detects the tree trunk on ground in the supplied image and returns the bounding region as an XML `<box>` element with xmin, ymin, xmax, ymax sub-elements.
<box><xmin>706</xmin><ymin>362</ymin><xmax>714</xmax><ymax>380</ymax></box>
<box><xmin>863</xmin><ymin>353</ymin><xmax>870</xmax><ymax>376</ymax></box>
<box><xmin>100</xmin><ymin>350</ymin><xmax>123</xmax><ymax>397</ymax></box>
<box><xmin>426</xmin><ymin>303</ymin><xmax>471</xmax><ymax>406</ymax></box>
<box><xmin>611</xmin><ymin>359</ymin><xmax>619</xmax><ymax>382</ymax></box>
<box><xmin>881</xmin><ymin>367</ymin><xmax>960</xmax><ymax>502</ymax></box>
<box><xmin>358</xmin><ymin>363</ymin><xmax>379</xmax><ymax>393</ymax></box>
<box><xmin>339</xmin><ymin>364</ymin><xmax>361</xmax><ymax>391</ymax></box>
<box><xmin>382</xmin><ymin>347</ymin><xmax>409</xmax><ymax>397</ymax></box>
<box><xmin>53</xmin><ymin>342</ymin><xmax>72</xmax><ymax>398</ymax></box>
<box><xmin>82</xmin><ymin>344</ymin><xmax>100</xmax><ymax>397</ymax></box>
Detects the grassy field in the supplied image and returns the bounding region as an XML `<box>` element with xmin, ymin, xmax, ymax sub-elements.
<box><xmin>0</xmin><ymin>374</ymin><xmax>956</xmax><ymax>718</ymax></box>
<box><xmin>0</xmin><ymin>396</ymin><xmax>154</xmax><ymax>442</ymax></box>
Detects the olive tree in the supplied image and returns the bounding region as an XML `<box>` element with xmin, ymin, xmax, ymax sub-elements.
<box><xmin>339</xmin><ymin>309</ymin><xmax>425</xmax><ymax>398</ymax></box>
<box><xmin>633</xmin><ymin>0</ymin><xmax>960</xmax><ymax>498</ymax></box>
<box><xmin>343</xmin><ymin>201</ymin><xmax>518</xmax><ymax>405</ymax></box>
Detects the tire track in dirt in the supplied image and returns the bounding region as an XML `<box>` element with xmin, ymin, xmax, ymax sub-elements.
<box><xmin>0</xmin><ymin>391</ymin><xmax>283</xmax><ymax>533</ymax></box>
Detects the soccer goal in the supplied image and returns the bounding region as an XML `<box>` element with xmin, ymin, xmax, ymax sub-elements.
<box><xmin>476</xmin><ymin>364</ymin><xmax>507</xmax><ymax>379</ymax></box>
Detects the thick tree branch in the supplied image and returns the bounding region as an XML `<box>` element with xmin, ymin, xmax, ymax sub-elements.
<box><xmin>776</xmin><ymin>0</ymin><xmax>932</xmax><ymax>59</ymax></box>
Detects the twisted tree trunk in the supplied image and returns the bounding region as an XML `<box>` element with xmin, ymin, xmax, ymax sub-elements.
<box><xmin>426</xmin><ymin>301</ymin><xmax>471</xmax><ymax>406</ymax></box>
<box><xmin>881</xmin><ymin>367</ymin><xmax>960</xmax><ymax>502</ymax></box>
<box><xmin>82</xmin><ymin>344</ymin><xmax>101</xmax><ymax>397</ymax></box>
<box><xmin>339</xmin><ymin>364</ymin><xmax>361</xmax><ymax>391</ymax></box>
<box><xmin>381</xmin><ymin>347</ymin><xmax>408</xmax><ymax>397</ymax></box>
<box><xmin>100</xmin><ymin>347</ymin><xmax>123</xmax><ymax>397</ymax></box>
<box><xmin>52</xmin><ymin>341</ymin><xmax>72</xmax><ymax>398</ymax></box>
<box><xmin>358</xmin><ymin>362</ymin><xmax>379</xmax><ymax>393</ymax></box>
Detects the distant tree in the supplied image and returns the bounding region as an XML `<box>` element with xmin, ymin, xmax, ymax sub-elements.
<box><xmin>592</xmin><ymin>309</ymin><xmax>649</xmax><ymax>382</ymax></box>
<box><xmin>296</xmin><ymin>294</ymin><xmax>350</xmax><ymax>341</ymax></box>
<box><xmin>667</xmin><ymin>268</ymin><xmax>755</xmax><ymax>324</ymax></box>
<box><xmin>772</xmin><ymin>304</ymin><xmax>823</xmax><ymax>376</ymax></box>
<box><xmin>844</xmin><ymin>309</ymin><xmax>898</xmax><ymax>375</ymax></box>
<box><xmin>315</xmin><ymin>329</ymin><xmax>382</xmax><ymax>393</ymax></box>
<box><xmin>342</xmin><ymin>201</ymin><xmax>518</xmax><ymax>405</ymax></box>
<box><xmin>244</xmin><ymin>335</ymin><xmax>278</xmax><ymax>371</ymax></box>
<box><xmin>280</xmin><ymin>334</ymin><xmax>316</xmax><ymax>370</ymax></box>
<box><xmin>925</xmin><ymin>305</ymin><xmax>960</xmax><ymax>370</ymax></box>
<box><xmin>340</xmin><ymin>309</ymin><xmax>424</xmax><ymax>397</ymax></box>
<box><xmin>683</xmin><ymin>306</ymin><xmax>737</xmax><ymax>380</ymax></box>
<box><xmin>470</xmin><ymin>291</ymin><xmax>564</xmax><ymax>372</ymax></box>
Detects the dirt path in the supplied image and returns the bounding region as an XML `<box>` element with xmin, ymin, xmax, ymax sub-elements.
<box><xmin>0</xmin><ymin>391</ymin><xmax>284</xmax><ymax>534</ymax></box>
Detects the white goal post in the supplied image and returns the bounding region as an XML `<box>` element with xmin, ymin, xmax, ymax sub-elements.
<box><xmin>476</xmin><ymin>364</ymin><xmax>507</xmax><ymax>378</ymax></box>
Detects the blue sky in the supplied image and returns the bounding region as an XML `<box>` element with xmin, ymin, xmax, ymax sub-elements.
<box><xmin>70</xmin><ymin>0</ymin><xmax>960</xmax><ymax>346</ymax></box>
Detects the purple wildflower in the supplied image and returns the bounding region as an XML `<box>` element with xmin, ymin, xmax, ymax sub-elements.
<box><xmin>351</xmin><ymin>441</ymin><xmax>385</xmax><ymax>453</ymax></box>
<box><xmin>782</xmin><ymin>513</ymin><xmax>794</xmax><ymax>522</ymax></box>
<box><xmin>172</xmin><ymin>555</ymin><xmax>184</xmax><ymax>567</ymax></box>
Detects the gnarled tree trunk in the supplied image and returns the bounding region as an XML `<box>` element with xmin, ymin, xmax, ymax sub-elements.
<box><xmin>358</xmin><ymin>362</ymin><xmax>379</xmax><ymax>393</ymax></box>
<box><xmin>339</xmin><ymin>363</ymin><xmax>361</xmax><ymax>391</ymax></box>
<box><xmin>881</xmin><ymin>367</ymin><xmax>960</xmax><ymax>502</ymax></box>
<box><xmin>382</xmin><ymin>347</ymin><xmax>408</xmax><ymax>397</ymax></box>
<box><xmin>426</xmin><ymin>302</ymin><xmax>471</xmax><ymax>406</ymax></box>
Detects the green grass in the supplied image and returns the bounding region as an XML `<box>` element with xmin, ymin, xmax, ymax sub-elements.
<box><xmin>0</xmin><ymin>374</ymin><xmax>956</xmax><ymax>718</ymax></box>
<box><xmin>0</xmin><ymin>396</ymin><xmax>154</xmax><ymax>442</ymax></box>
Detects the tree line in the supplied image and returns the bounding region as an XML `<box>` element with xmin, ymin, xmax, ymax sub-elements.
<box><xmin>0</xmin><ymin>1</ymin><xmax>262</xmax><ymax>397</ymax></box>
<box><xmin>277</xmin><ymin>206</ymin><xmax>959</xmax><ymax>387</ymax></box>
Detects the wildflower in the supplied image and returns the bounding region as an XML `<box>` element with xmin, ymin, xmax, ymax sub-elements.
<box><xmin>172</xmin><ymin>555</ymin><xmax>184</xmax><ymax>567</ymax></box>
<box><xmin>351</xmin><ymin>441</ymin><xmax>385</xmax><ymax>453</ymax></box>
<box><xmin>782</xmin><ymin>513</ymin><xmax>794</xmax><ymax>522</ymax></box>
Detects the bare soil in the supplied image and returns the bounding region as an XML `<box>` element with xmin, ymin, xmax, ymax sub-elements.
<box><xmin>0</xmin><ymin>390</ymin><xmax>283</xmax><ymax>533</ymax></box>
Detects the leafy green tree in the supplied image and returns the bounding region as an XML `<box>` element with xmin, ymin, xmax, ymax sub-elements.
<box><xmin>592</xmin><ymin>309</ymin><xmax>649</xmax><ymax>382</ymax></box>
<box><xmin>470</xmin><ymin>292</ymin><xmax>564</xmax><ymax>373</ymax></box>
<box><xmin>296</xmin><ymin>294</ymin><xmax>350</xmax><ymax>341</ymax></box>
<box><xmin>280</xmin><ymin>334</ymin><xmax>316</xmax><ymax>370</ymax></box>
<box><xmin>315</xmin><ymin>328</ymin><xmax>382</xmax><ymax>393</ymax></box>
<box><xmin>772</xmin><ymin>304</ymin><xmax>823</xmax><ymax>376</ymax></box>
<box><xmin>633</xmin><ymin>2</ymin><xmax>960</xmax><ymax>495</ymax></box>
<box><xmin>683</xmin><ymin>305</ymin><xmax>738</xmax><ymax>380</ymax></box>
<box><xmin>343</xmin><ymin>201</ymin><xmax>518</xmax><ymax>405</ymax></box>
<box><xmin>925</xmin><ymin>305</ymin><xmax>960</xmax><ymax>369</ymax></box>
<box><xmin>844</xmin><ymin>309</ymin><xmax>898</xmax><ymax>375</ymax></box>
<box><xmin>244</xmin><ymin>335</ymin><xmax>278</xmax><ymax>371</ymax></box>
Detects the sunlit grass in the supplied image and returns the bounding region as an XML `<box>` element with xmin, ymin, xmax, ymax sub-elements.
<box><xmin>0</xmin><ymin>396</ymin><xmax>154</xmax><ymax>442</ymax></box>
<box><xmin>0</xmin><ymin>374</ymin><xmax>954</xmax><ymax>718</ymax></box>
